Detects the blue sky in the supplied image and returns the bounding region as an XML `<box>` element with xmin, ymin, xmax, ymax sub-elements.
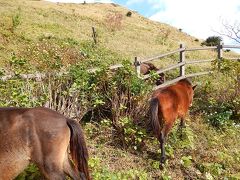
<box><xmin>113</xmin><ymin>0</ymin><xmax>165</xmax><ymax>17</ymax></box>
<box><xmin>47</xmin><ymin>0</ymin><xmax>240</xmax><ymax>45</ymax></box>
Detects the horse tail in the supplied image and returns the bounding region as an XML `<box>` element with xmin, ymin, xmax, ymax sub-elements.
<box><xmin>150</xmin><ymin>97</ymin><xmax>161</xmax><ymax>138</ymax></box>
<box><xmin>66</xmin><ymin>119</ymin><xmax>90</xmax><ymax>180</ymax></box>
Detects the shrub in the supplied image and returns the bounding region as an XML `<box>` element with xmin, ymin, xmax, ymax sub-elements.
<box><xmin>70</xmin><ymin>61</ymin><xmax>152</xmax><ymax>148</ymax></box>
<box><xmin>126</xmin><ymin>11</ymin><xmax>132</xmax><ymax>17</ymax></box>
<box><xmin>201</xmin><ymin>36</ymin><xmax>222</xmax><ymax>46</ymax></box>
<box><xmin>193</xmin><ymin>59</ymin><xmax>240</xmax><ymax>127</ymax></box>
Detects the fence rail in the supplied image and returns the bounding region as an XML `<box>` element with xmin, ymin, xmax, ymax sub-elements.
<box><xmin>140</xmin><ymin>48</ymin><xmax>185</xmax><ymax>63</ymax></box>
<box><xmin>1</xmin><ymin>43</ymin><xmax>240</xmax><ymax>90</ymax></box>
<box><xmin>135</xmin><ymin>42</ymin><xmax>240</xmax><ymax>90</ymax></box>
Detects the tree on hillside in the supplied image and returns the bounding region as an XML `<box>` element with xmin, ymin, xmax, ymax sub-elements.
<box><xmin>217</xmin><ymin>20</ymin><xmax>240</xmax><ymax>44</ymax></box>
<box><xmin>201</xmin><ymin>36</ymin><xmax>222</xmax><ymax>46</ymax></box>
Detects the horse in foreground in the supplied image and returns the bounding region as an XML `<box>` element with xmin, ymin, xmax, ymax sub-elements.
<box><xmin>0</xmin><ymin>107</ymin><xmax>90</xmax><ymax>180</ymax></box>
<box><xmin>140</xmin><ymin>62</ymin><xmax>165</xmax><ymax>85</ymax></box>
<box><xmin>150</xmin><ymin>78</ymin><xmax>197</xmax><ymax>164</ymax></box>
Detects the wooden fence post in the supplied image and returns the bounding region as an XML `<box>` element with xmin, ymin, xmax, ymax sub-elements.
<box><xmin>179</xmin><ymin>43</ymin><xmax>185</xmax><ymax>77</ymax></box>
<box><xmin>134</xmin><ymin>57</ymin><xmax>141</xmax><ymax>77</ymax></box>
<box><xmin>217</xmin><ymin>41</ymin><xmax>223</xmax><ymax>70</ymax></box>
<box><xmin>92</xmin><ymin>27</ymin><xmax>97</xmax><ymax>44</ymax></box>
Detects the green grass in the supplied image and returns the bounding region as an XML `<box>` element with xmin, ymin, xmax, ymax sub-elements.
<box><xmin>1</xmin><ymin>0</ymin><xmax>239</xmax><ymax>179</ymax></box>
<box><xmin>83</xmin><ymin>116</ymin><xmax>240</xmax><ymax>179</ymax></box>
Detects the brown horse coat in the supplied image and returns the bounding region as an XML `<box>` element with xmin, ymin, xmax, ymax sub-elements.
<box><xmin>0</xmin><ymin>107</ymin><xmax>90</xmax><ymax>180</ymax></box>
<box><xmin>140</xmin><ymin>62</ymin><xmax>165</xmax><ymax>85</ymax></box>
<box><xmin>150</xmin><ymin>79</ymin><xmax>196</xmax><ymax>163</ymax></box>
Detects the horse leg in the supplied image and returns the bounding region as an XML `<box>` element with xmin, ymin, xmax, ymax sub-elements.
<box><xmin>42</xmin><ymin>167</ymin><xmax>65</xmax><ymax>180</ymax></box>
<box><xmin>159</xmin><ymin>120</ymin><xmax>175</xmax><ymax>164</ymax></box>
<box><xmin>39</xmin><ymin>153</ymin><xmax>66</xmax><ymax>180</ymax></box>
<box><xmin>179</xmin><ymin>117</ymin><xmax>186</xmax><ymax>139</ymax></box>
<box><xmin>180</xmin><ymin>117</ymin><xmax>186</xmax><ymax>128</ymax></box>
<box><xmin>63</xmin><ymin>153</ymin><xmax>80</xmax><ymax>180</ymax></box>
<box><xmin>35</xmin><ymin>126</ymin><xmax>71</xmax><ymax>180</ymax></box>
<box><xmin>159</xmin><ymin>131</ymin><xmax>166</xmax><ymax>164</ymax></box>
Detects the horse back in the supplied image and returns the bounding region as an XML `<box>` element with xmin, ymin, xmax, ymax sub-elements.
<box><xmin>153</xmin><ymin>83</ymin><xmax>192</xmax><ymax>120</ymax></box>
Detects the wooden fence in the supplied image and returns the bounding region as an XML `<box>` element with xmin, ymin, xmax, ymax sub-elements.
<box><xmin>1</xmin><ymin>43</ymin><xmax>240</xmax><ymax>90</ymax></box>
<box><xmin>135</xmin><ymin>43</ymin><xmax>240</xmax><ymax>90</ymax></box>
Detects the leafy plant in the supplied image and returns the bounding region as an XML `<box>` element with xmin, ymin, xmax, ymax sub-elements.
<box><xmin>181</xmin><ymin>155</ymin><xmax>193</xmax><ymax>168</ymax></box>
<box><xmin>11</xmin><ymin>11</ymin><xmax>21</xmax><ymax>32</ymax></box>
<box><xmin>15</xmin><ymin>164</ymin><xmax>42</xmax><ymax>180</ymax></box>
<box><xmin>0</xmin><ymin>68</ymin><xmax>4</xmax><ymax>77</ymax></box>
<box><xmin>0</xmin><ymin>79</ymin><xmax>47</xmax><ymax>107</ymax></box>
<box><xmin>201</xmin><ymin>36</ymin><xmax>222</xmax><ymax>46</ymax></box>
<box><xmin>193</xmin><ymin>59</ymin><xmax>240</xmax><ymax>127</ymax></box>
<box><xmin>9</xmin><ymin>53</ymin><xmax>31</xmax><ymax>75</ymax></box>
<box><xmin>119</xmin><ymin>117</ymin><xmax>147</xmax><ymax>150</ymax></box>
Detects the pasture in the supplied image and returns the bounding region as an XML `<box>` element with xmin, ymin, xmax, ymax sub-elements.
<box><xmin>0</xmin><ymin>0</ymin><xmax>240</xmax><ymax>179</ymax></box>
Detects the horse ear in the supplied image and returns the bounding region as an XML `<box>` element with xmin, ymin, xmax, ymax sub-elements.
<box><xmin>192</xmin><ymin>85</ymin><xmax>197</xmax><ymax>90</ymax></box>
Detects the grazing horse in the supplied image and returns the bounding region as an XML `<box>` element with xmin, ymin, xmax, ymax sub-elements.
<box><xmin>150</xmin><ymin>78</ymin><xmax>197</xmax><ymax>164</ymax></box>
<box><xmin>140</xmin><ymin>62</ymin><xmax>165</xmax><ymax>85</ymax></box>
<box><xmin>0</xmin><ymin>107</ymin><xmax>90</xmax><ymax>180</ymax></box>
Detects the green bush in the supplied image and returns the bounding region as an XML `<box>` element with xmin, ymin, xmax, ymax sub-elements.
<box><xmin>1</xmin><ymin>57</ymin><xmax>152</xmax><ymax>148</ymax></box>
<box><xmin>70</xmin><ymin>60</ymin><xmax>152</xmax><ymax>148</ymax></box>
<box><xmin>0</xmin><ymin>79</ymin><xmax>47</xmax><ymax>107</ymax></box>
<box><xmin>201</xmin><ymin>36</ymin><xmax>222</xmax><ymax>46</ymax></box>
<box><xmin>193</xmin><ymin>59</ymin><xmax>240</xmax><ymax>128</ymax></box>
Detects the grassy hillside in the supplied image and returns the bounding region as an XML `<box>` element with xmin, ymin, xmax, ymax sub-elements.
<box><xmin>1</xmin><ymin>0</ymin><xmax>236</xmax><ymax>71</ymax></box>
<box><xmin>0</xmin><ymin>0</ymin><xmax>240</xmax><ymax>179</ymax></box>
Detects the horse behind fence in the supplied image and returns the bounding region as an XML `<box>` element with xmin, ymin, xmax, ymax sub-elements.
<box><xmin>140</xmin><ymin>62</ymin><xmax>165</xmax><ymax>85</ymax></box>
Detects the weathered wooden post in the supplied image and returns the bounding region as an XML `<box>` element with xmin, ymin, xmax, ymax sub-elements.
<box><xmin>92</xmin><ymin>27</ymin><xmax>97</xmax><ymax>44</ymax></box>
<box><xmin>134</xmin><ymin>57</ymin><xmax>141</xmax><ymax>77</ymax></box>
<box><xmin>217</xmin><ymin>41</ymin><xmax>223</xmax><ymax>70</ymax></box>
<box><xmin>179</xmin><ymin>43</ymin><xmax>185</xmax><ymax>77</ymax></box>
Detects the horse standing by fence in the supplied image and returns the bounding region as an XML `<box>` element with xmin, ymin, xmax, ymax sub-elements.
<box><xmin>140</xmin><ymin>62</ymin><xmax>165</xmax><ymax>85</ymax></box>
<box><xmin>0</xmin><ymin>107</ymin><xmax>90</xmax><ymax>180</ymax></box>
<box><xmin>150</xmin><ymin>78</ymin><xmax>196</xmax><ymax>164</ymax></box>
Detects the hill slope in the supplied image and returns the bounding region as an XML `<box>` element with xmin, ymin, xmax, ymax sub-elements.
<box><xmin>0</xmin><ymin>0</ymin><xmax>223</xmax><ymax>71</ymax></box>
<box><xmin>1</xmin><ymin>1</ymin><xmax>240</xmax><ymax>180</ymax></box>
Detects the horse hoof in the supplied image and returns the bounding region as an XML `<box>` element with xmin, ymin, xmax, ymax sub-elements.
<box><xmin>159</xmin><ymin>163</ymin><xmax>164</xmax><ymax>170</ymax></box>
<box><xmin>160</xmin><ymin>156</ymin><xmax>166</xmax><ymax>164</ymax></box>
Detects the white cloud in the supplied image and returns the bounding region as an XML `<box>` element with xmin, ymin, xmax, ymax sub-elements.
<box><xmin>149</xmin><ymin>0</ymin><xmax>240</xmax><ymax>44</ymax></box>
<box><xmin>126</xmin><ymin>0</ymin><xmax>144</xmax><ymax>6</ymax></box>
<box><xmin>45</xmin><ymin>0</ymin><xmax>113</xmax><ymax>3</ymax></box>
<box><xmin>126</xmin><ymin>0</ymin><xmax>163</xmax><ymax>9</ymax></box>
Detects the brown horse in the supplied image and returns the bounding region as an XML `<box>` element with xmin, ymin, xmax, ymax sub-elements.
<box><xmin>140</xmin><ymin>62</ymin><xmax>165</xmax><ymax>85</ymax></box>
<box><xmin>0</xmin><ymin>107</ymin><xmax>90</xmax><ymax>180</ymax></box>
<box><xmin>150</xmin><ymin>78</ymin><xmax>197</xmax><ymax>164</ymax></box>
